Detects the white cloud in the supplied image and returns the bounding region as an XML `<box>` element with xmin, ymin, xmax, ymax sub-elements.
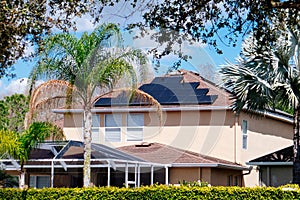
<box><xmin>0</xmin><ymin>78</ymin><xmax>44</xmax><ymax>98</ymax></box>
<box><xmin>4</xmin><ymin>78</ymin><xmax>29</xmax><ymax>96</ymax></box>
<box><xmin>73</xmin><ymin>15</ymin><xmax>96</xmax><ymax>32</ymax></box>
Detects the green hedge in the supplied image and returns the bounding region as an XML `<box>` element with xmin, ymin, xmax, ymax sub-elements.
<box><xmin>0</xmin><ymin>185</ymin><xmax>299</xmax><ymax>200</ymax></box>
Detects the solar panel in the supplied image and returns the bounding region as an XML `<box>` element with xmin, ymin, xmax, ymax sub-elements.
<box><xmin>94</xmin><ymin>76</ymin><xmax>218</xmax><ymax>107</ymax></box>
<box><xmin>194</xmin><ymin>88</ymin><xmax>209</xmax><ymax>96</ymax></box>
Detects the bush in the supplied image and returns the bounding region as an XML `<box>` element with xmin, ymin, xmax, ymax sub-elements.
<box><xmin>0</xmin><ymin>185</ymin><xmax>299</xmax><ymax>200</ymax></box>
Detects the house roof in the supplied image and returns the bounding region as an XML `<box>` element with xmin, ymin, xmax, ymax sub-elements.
<box><xmin>247</xmin><ymin>145</ymin><xmax>293</xmax><ymax>166</ymax></box>
<box><xmin>94</xmin><ymin>70</ymin><xmax>230</xmax><ymax>107</ymax></box>
<box><xmin>118</xmin><ymin>142</ymin><xmax>247</xmax><ymax>170</ymax></box>
<box><xmin>36</xmin><ymin>140</ymin><xmax>146</xmax><ymax>161</ymax></box>
<box><xmin>1</xmin><ymin>141</ymin><xmax>169</xmax><ymax>171</ymax></box>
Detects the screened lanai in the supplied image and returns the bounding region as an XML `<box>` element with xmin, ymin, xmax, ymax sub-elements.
<box><xmin>0</xmin><ymin>140</ymin><xmax>170</xmax><ymax>188</ymax></box>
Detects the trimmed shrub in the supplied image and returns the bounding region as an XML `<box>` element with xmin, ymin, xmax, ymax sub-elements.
<box><xmin>0</xmin><ymin>185</ymin><xmax>299</xmax><ymax>200</ymax></box>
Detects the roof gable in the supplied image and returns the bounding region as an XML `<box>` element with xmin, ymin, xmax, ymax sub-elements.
<box><xmin>248</xmin><ymin>145</ymin><xmax>293</xmax><ymax>163</ymax></box>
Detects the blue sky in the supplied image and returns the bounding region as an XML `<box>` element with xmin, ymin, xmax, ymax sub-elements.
<box><xmin>0</xmin><ymin>8</ymin><xmax>243</xmax><ymax>98</ymax></box>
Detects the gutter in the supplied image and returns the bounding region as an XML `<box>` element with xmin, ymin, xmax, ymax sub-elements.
<box><xmin>53</xmin><ymin>106</ymin><xmax>293</xmax><ymax>123</ymax></box>
<box><xmin>171</xmin><ymin>163</ymin><xmax>249</xmax><ymax>171</ymax></box>
<box><xmin>53</xmin><ymin>106</ymin><xmax>231</xmax><ymax>114</ymax></box>
<box><xmin>246</xmin><ymin>162</ymin><xmax>293</xmax><ymax>166</ymax></box>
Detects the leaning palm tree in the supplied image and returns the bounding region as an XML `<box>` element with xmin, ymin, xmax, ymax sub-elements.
<box><xmin>28</xmin><ymin>23</ymin><xmax>151</xmax><ymax>187</ymax></box>
<box><xmin>0</xmin><ymin>122</ymin><xmax>64</xmax><ymax>188</ymax></box>
<box><xmin>220</xmin><ymin>22</ymin><xmax>300</xmax><ymax>183</ymax></box>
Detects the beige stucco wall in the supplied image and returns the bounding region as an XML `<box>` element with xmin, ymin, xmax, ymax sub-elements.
<box><xmin>62</xmin><ymin>109</ymin><xmax>293</xmax><ymax>187</ymax></box>
<box><xmin>238</xmin><ymin>112</ymin><xmax>293</xmax><ymax>186</ymax></box>
<box><xmin>210</xmin><ymin>168</ymin><xmax>243</xmax><ymax>186</ymax></box>
<box><xmin>169</xmin><ymin>167</ymin><xmax>243</xmax><ymax>186</ymax></box>
<box><xmin>170</xmin><ymin>167</ymin><xmax>200</xmax><ymax>184</ymax></box>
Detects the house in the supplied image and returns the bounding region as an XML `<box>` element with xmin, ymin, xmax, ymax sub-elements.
<box><xmin>2</xmin><ymin>69</ymin><xmax>293</xmax><ymax>187</ymax></box>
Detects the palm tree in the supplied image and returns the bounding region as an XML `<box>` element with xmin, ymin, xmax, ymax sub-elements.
<box><xmin>0</xmin><ymin>122</ymin><xmax>64</xmax><ymax>188</ymax></box>
<box><xmin>28</xmin><ymin>23</ymin><xmax>150</xmax><ymax>187</ymax></box>
<box><xmin>220</xmin><ymin>22</ymin><xmax>300</xmax><ymax>183</ymax></box>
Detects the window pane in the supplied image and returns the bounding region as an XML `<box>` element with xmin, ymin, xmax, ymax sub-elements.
<box><xmin>243</xmin><ymin>135</ymin><xmax>248</xmax><ymax>149</ymax></box>
<box><xmin>30</xmin><ymin>176</ymin><xmax>50</xmax><ymax>188</ymax></box>
<box><xmin>127</xmin><ymin>127</ymin><xmax>143</xmax><ymax>141</ymax></box>
<box><xmin>37</xmin><ymin>176</ymin><xmax>50</xmax><ymax>188</ymax></box>
<box><xmin>127</xmin><ymin>114</ymin><xmax>144</xmax><ymax>127</ymax></box>
<box><xmin>92</xmin><ymin>115</ymin><xmax>100</xmax><ymax>127</ymax></box>
<box><xmin>242</xmin><ymin>120</ymin><xmax>248</xmax><ymax>134</ymax></box>
<box><xmin>29</xmin><ymin>176</ymin><xmax>35</xmax><ymax>188</ymax></box>
<box><xmin>105</xmin><ymin>128</ymin><xmax>121</xmax><ymax>142</ymax></box>
<box><xmin>92</xmin><ymin>128</ymin><xmax>100</xmax><ymax>143</ymax></box>
<box><xmin>105</xmin><ymin>114</ymin><xmax>122</xmax><ymax>127</ymax></box>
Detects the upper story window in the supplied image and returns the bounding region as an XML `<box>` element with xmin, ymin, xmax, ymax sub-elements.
<box><xmin>105</xmin><ymin>114</ymin><xmax>122</xmax><ymax>142</ymax></box>
<box><xmin>127</xmin><ymin>113</ymin><xmax>144</xmax><ymax>141</ymax></box>
<box><xmin>92</xmin><ymin>114</ymin><xmax>100</xmax><ymax>143</ymax></box>
<box><xmin>92</xmin><ymin>114</ymin><xmax>100</xmax><ymax>128</ymax></box>
<box><xmin>242</xmin><ymin>120</ymin><xmax>248</xmax><ymax>149</ymax></box>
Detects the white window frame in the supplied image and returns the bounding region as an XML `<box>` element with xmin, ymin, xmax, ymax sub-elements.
<box><xmin>126</xmin><ymin>113</ymin><xmax>144</xmax><ymax>141</ymax></box>
<box><xmin>242</xmin><ymin>120</ymin><xmax>248</xmax><ymax>149</ymax></box>
<box><xmin>105</xmin><ymin>114</ymin><xmax>122</xmax><ymax>142</ymax></box>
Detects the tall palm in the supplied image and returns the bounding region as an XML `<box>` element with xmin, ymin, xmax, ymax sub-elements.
<box><xmin>28</xmin><ymin>23</ymin><xmax>150</xmax><ymax>187</ymax></box>
<box><xmin>220</xmin><ymin>23</ymin><xmax>300</xmax><ymax>183</ymax></box>
<box><xmin>0</xmin><ymin>122</ymin><xmax>64</xmax><ymax>188</ymax></box>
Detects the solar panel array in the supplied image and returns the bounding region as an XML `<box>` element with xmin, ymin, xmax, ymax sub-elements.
<box><xmin>94</xmin><ymin>76</ymin><xmax>218</xmax><ymax>107</ymax></box>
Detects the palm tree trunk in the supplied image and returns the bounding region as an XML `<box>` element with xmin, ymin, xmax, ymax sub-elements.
<box><xmin>293</xmin><ymin>105</ymin><xmax>300</xmax><ymax>184</ymax></box>
<box><xmin>83</xmin><ymin>104</ymin><xmax>92</xmax><ymax>187</ymax></box>
<box><xmin>19</xmin><ymin>166</ymin><xmax>25</xmax><ymax>189</ymax></box>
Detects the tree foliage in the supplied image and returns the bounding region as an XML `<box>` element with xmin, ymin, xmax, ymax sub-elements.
<box><xmin>220</xmin><ymin>19</ymin><xmax>300</xmax><ymax>183</ymax></box>
<box><xmin>0</xmin><ymin>94</ymin><xmax>29</xmax><ymax>133</ymax></box>
<box><xmin>0</xmin><ymin>121</ymin><xmax>64</xmax><ymax>188</ymax></box>
<box><xmin>0</xmin><ymin>0</ymin><xmax>118</xmax><ymax>78</ymax></box>
<box><xmin>1</xmin><ymin>1</ymin><xmax>299</xmax><ymax>78</ymax></box>
<box><xmin>130</xmin><ymin>0</ymin><xmax>300</xmax><ymax>57</ymax></box>
<box><xmin>0</xmin><ymin>122</ymin><xmax>64</xmax><ymax>164</ymax></box>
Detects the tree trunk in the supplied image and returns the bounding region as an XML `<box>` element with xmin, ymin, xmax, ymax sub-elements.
<box><xmin>83</xmin><ymin>104</ymin><xmax>92</xmax><ymax>187</ymax></box>
<box><xmin>19</xmin><ymin>170</ymin><xmax>25</xmax><ymax>189</ymax></box>
<box><xmin>293</xmin><ymin>106</ymin><xmax>300</xmax><ymax>184</ymax></box>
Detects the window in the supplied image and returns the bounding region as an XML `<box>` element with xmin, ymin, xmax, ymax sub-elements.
<box><xmin>92</xmin><ymin>114</ymin><xmax>100</xmax><ymax>127</ymax></box>
<box><xmin>234</xmin><ymin>176</ymin><xmax>239</xmax><ymax>186</ymax></box>
<box><xmin>92</xmin><ymin>114</ymin><xmax>100</xmax><ymax>143</ymax></box>
<box><xmin>227</xmin><ymin>175</ymin><xmax>233</xmax><ymax>186</ymax></box>
<box><xmin>242</xmin><ymin>120</ymin><xmax>248</xmax><ymax>149</ymax></box>
<box><xmin>29</xmin><ymin>175</ymin><xmax>50</xmax><ymax>188</ymax></box>
<box><xmin>127</xmin><ymin>113</ymin><xmax>144</xmax><ymax>141</ymax></box>
<box><xmin>105</xmin><ymin>114</ymin><xmax>122</xmax><ymax>142</ymax></box>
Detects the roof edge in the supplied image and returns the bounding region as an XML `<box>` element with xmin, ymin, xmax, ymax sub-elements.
<box><xmin>171</xmin><ymin>163</ymin><xmax>249</xmax><ymax>170</ymax></box>
<box><xmin>246</xmin><ymin>162</ymin><xmax>293</xmax><ymax>166</ymax></box>
<box><xmin>52</xmin><ymin>106</ymin><xmax>231</xmax><ymax>114</ymax></box>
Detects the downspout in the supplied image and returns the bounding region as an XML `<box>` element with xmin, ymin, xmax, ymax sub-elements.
<box><xmin>242</xmin><ymin>166</ymin><xmax>253</xmax><ymax>187</ymax></box>
<box><xmin>234</xmin><ymin>112</ymin><xmax>239</xmax><ymax>163</ymax></box>
<box><xmin>242</xmin><ymin>166</ymin><xmax>253</xmax><ymax>176</ymax></box>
